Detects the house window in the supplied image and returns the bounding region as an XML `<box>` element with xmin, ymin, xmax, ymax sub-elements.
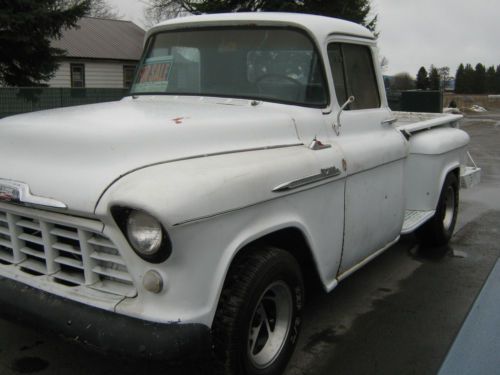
<box><xmin>327</xmin><ymin>43</ymin><xmax>380</xmax><ymax>110</ymax></box>
<box><xmin>70</xmin><ymin>63</ymin><xmax>85</xmax><ymax>88</ymax></box>
<box><xmin>123</xmin><ymin>65</ymin><xmax>136</xmax><ymax>88</ymax></box>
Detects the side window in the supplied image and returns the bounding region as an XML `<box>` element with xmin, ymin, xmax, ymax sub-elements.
<box><xmin>327</xmin><ymin>44</ymin><xmax>347</xmax><ymax>105</ymax></box>
<box><xmin>70</xmin><ymin>63</ymin><xmax>85</xmax><ymax>88</ymax></box>
<box><xmin>123</xmin><ymin>65</ymin><xmax>136</xmax><ymax>88</ymax></box>
<box><xmin>327</xmin><ymin>43</ymin><xmax>380</xmax><ymax>110</ymax></box>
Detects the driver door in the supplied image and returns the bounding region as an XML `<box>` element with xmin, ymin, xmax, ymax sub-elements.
<box><xmin>325</xmin><ymin>40</ymin><xmax>407</xmax><ymax>276</ymax></box>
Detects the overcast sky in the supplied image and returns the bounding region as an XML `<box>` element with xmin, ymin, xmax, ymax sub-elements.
<box><xmin>108</xmin><ymin>0</ymin><xmax>500</xmax><ymax>77</ymax></box>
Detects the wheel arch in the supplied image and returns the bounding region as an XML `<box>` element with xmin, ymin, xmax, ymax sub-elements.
<box><xmin>231</xmin><ymin>226</ymin><xmax>324</xmax><ymax>292</ymax></box>
<box><xmin>416</xmin><ymin>166</ymin><xmax>460</xmax><ymax>247</ymax></box>
<box><xmin>438</xmin><ymin>163</ymin><xmax>461</xmax><ymax>198</ymax></box>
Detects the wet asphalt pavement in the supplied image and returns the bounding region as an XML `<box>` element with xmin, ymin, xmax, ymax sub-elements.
<box><xmin>1</xmin><ymin>111</ymin><xmax>499</xmax><ymax>375</ymax></box>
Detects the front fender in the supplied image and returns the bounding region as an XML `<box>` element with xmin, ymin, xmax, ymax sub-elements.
<box><xmin>95</xmin><ymin>147</ymin><xmax>346</xmax><ymax>326</ymax></box>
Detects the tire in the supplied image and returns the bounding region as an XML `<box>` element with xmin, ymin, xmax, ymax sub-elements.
<box><xmin>417</xmin><ymin>172</ymin><xmax>459</xmax><ymax>246</ymax></box>
<box><xmin>212</xmin><ymin>247</ymin><xmax>304</xmax><ymax>375</ymax></box>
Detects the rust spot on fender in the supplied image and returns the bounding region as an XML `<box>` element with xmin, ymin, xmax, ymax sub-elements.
<box><xmin>172</xmin><ymin>117</ymin><xmax>189</xmax><ymax>125</ymax></box>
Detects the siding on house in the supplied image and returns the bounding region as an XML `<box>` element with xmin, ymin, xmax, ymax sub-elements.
<box><xmin>48</xmin><ymin>62</ymin><xmax>72</xmax><ymax>88</ymax></box>
<box><xmin>85</xmin><ymin>62</ymin><xmax>128</xmax><ymax>88</ymax></box>
<box><xmin>48</xmin><ymin>60</ymin><xmax>136</xmax><ymax>88</ymax></box>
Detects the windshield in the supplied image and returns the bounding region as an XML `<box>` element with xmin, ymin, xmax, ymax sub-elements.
<box><xmin>131</xmin><ymin>27</ymin><xmax>328</xmax><ymax>107</ymax></box>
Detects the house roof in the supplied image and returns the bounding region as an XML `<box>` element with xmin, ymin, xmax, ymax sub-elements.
<box><xmin>52</xmin><ymin>17</ymin><xmax>145</xmax><ymax>61</ymax></box>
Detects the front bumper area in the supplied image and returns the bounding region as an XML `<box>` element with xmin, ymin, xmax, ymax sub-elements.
<box><xmin>0</xmin><ymin>277</ymin><xmax>211</xmax><ymax>360</ymax></box>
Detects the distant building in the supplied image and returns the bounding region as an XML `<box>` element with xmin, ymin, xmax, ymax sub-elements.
<box><xmin>48</xmin><ymin>17</ymin><xmax>145</xmax><ymax>89</ymax></box>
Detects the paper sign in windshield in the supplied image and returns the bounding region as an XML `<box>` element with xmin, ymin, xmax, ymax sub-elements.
<box><xmin>133</xmin><ymin>56</ymin><xmax>173</xmax><ymax>92</ymax></box>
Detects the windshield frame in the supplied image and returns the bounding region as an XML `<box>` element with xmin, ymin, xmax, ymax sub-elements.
<box><xmin>130</xmin><ymin>26</ymin><xmax>330</xmax><ymax>109</ymax></box>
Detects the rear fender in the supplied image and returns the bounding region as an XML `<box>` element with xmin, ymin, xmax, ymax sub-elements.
<box><xmin>404</xmin><ymin>127</ymin><xmax>468</xmax><ymax>211</ymax></box>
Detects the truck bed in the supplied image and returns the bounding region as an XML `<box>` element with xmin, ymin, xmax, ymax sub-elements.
<box><xmin>393</xmin><ymin>111</ymin><xmax>481</xmax><ymax>191</ymax></box>
<box><xmin>393</xmin><ymin>111</ymin><xmax>463</xmax><ymax>135</ymax></box>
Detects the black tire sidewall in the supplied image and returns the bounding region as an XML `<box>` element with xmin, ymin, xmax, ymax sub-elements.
<box><xmin>435</xmin><ymin>173</ymin><xmax>459</xmax><ymax>241</ymax></box>
<box><xmin>238</xmin><ymin>252</ymin><xmax>304</xmax><ymax>375</ymax></box>
<box><xmin>418</xmin><ymin>172</ymin><xmax>459</xmax><ymax>246</ymax></box>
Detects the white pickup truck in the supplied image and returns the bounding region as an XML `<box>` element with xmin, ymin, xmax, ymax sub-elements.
<box><xmin>0</xmin><ymin>13</ymin><xmax>479</xmax><ymax>375</ymax></box>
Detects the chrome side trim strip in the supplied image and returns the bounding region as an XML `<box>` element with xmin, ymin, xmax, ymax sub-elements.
<box><xmin>272</xmin><ymin>166</ymin><xmax>341</xmax><ymax>192</ymax></box>
<box><xmin>174</xmin><ymin>177</ymin><xmax>342</xmax><ymax>226</ymax></box>
<box><xmin>174</xmin><ymin>159</ymin><xmax>405</xmax><ymax>226</ymax></box>
<box><xmin>0</xmin><ymin>179</ymin><xmax>67</xmax><ymax>209</ymax></box>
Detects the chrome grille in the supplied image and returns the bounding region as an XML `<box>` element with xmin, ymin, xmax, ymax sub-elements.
<box><xmin>0</xmin><ymin>212</ymin><xmax>13</xmax><ymax>263</ymax></box>
<box><xmin>0</xmin><ymin>209</ymin><xmax>136</xmax><ymax>297</ymax></box>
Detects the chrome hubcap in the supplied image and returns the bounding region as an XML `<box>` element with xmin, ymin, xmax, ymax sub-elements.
<box><xmin>442</xmin><ymin>186</ymin><xmax>455</xmax><ymax>231</ymax></box>
<box><xmin>247</xmin><ymin>281</ymin><xmax>293</xmax><ymax>369</ymax></box>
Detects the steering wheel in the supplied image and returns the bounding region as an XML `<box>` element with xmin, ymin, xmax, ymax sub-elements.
<box><xmin>255</xmin><ymin>74</ymin><xmax>302</xmax><ymax>87</ymax></box>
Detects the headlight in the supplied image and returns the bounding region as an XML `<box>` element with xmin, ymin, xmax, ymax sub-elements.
<box><xmin>126</xmin><ymin>211</ymin><xmax>163</xmax><ymax>256</ymax></box>
<box><xmin>112</xmin><ymin>207</ymin><xmax>172</xmax><ymax>263</ymax></box>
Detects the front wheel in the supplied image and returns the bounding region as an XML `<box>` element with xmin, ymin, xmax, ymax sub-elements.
<box><xmin>417</xmin><ymin>172</ymin><xmax>459</xmax><ymax>246</ymax></box>
<box><xmin>212</xmin><ymin>247</ymin><xmax>304</xmax><ymax>375</ymax></box>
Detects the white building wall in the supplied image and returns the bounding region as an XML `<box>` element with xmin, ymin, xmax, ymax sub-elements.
<box><xmin>85</xmin><ymin>61</ymin><xmax>125</xmax><ymax>88</ymax></box>
<box><xmin>47</xmin><ymin>62</ymin><xmax>71</xmax><ymax>88</ymax></box>
<box><xmin>48</xmin><ymin>60</ymin><xmax>135</xmax><ymax>88</ymax></box>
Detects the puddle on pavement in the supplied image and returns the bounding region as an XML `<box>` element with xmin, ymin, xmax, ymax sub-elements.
<box><xmin>11</xmin><ymin>357</ymin><xmax>49</xmax><ymax>374</ymax></box>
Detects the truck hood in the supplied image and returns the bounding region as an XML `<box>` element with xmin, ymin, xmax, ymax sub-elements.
<box><xmin>0</xmin><ymin>96</ymin><xmax>301</xmax><ymax>214</ymax></box>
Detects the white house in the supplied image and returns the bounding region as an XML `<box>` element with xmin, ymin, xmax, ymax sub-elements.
<box><xmin>48</xmin><ymin>17</ymin><xmax>145</xmax><ymax>89</ymax></box>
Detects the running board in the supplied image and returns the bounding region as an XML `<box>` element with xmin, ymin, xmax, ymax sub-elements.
<box><xmin>460</xmin><ymin>152</ymin><xmax>481</xmax><ymax>189</ymax></box>
<box><xmin>401</xmin><ymin>210</ymin><xmax>435</xmax><ymax>234</ymax></box>
<box><xmin>336</xmin><ymin>236</ymin><xmax>400</xmax><ymax>283</ymax></box>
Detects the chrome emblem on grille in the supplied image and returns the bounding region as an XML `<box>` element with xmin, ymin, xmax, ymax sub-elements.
<box><xmin>0</xmin><ymin>179</ymin><xmax>67</xmax><ymax>208</ymax></box>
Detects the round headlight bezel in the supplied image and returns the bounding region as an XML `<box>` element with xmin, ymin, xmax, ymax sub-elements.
<box><xmin>112</xmin><ymin>207</ymin><xmax>172</xmax><ymax>263</ymax></box>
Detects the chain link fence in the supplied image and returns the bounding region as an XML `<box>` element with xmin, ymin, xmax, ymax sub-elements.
<box><xmin>0</xmin><ymin>88</ymin><xmax>129</xmax><ymax>119</ymax></box>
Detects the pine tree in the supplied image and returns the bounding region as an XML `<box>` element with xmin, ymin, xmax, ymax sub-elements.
<box><xmin>146</xmin><ymin>0</ymin><xmax>377</xmax><ymax>32</ymax></box>
<box><xmin>429</xmin><ymin>66</ymin><xmax>440</xmax><ymax>90</ymax></box>
<box><xmin>416</xmin><ymin>67</ymin><xmax>429</xmax><ymax>90</ymax></box>
<box><xmin>474</xmin><ymin>63</ymin><xmax>486</xmax><ymax>94</ymax></box>
<box><xmin>437</xmin><ymin>66</ymin><xmax>450</xmax><ymax>90</ymax></box>
<box><xmin>0</xmin><ymin>0</ymin><xmax>90</xmax><ymax>86</ymax></box>
<box><xmin>463</xmin><ymin>64</ymin><xmax>475</xmax><ymax>94</ymax></box>
<box><xmin>496</xmin><ymin>65</ymin><xmax>500</xmax><ymax>94</ymax></box>
<box><xmin>486</xmin><ymin>66</ymin><xmax>496</xmax><ymax>94</ymax></box>
<box><xmin>455</xmin><ymin>64</ymin><xmax>465</xmax><ymax>93</ymax></box>
<box><xmin>66</xmin><ymin>0</ymin><xmax>121</xmax><ymax>19</ymax></box>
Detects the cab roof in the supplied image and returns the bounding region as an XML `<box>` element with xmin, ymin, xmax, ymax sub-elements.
<box><xmin>146</xmin><ymin>12</ymin><xmax>375</xmax><ymax>42</ymax></box>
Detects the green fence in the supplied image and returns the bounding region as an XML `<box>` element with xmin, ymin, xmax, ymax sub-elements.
<box><xmin>1</xmin><ymin>87</ymin><xmax>443</xmax><ymax>118</ymax></box>
<box><xmin>387</xmin><ymin>90</ymin><xmax>443</xmax><ymax>113</ymax></box>
<box><xmin>400</xmin><ymin>90</ymin><xmax>443</xmax><ymax>113</ymax></box>
<box><xmin>0</xmin><ymin>88</ymin><xmax>129</xmax><ymax>119</ymax></box>
<box><xmin>386</xmin><ymin>91</ymin><xmax>402</xmax><ymax>111</ymax></box>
